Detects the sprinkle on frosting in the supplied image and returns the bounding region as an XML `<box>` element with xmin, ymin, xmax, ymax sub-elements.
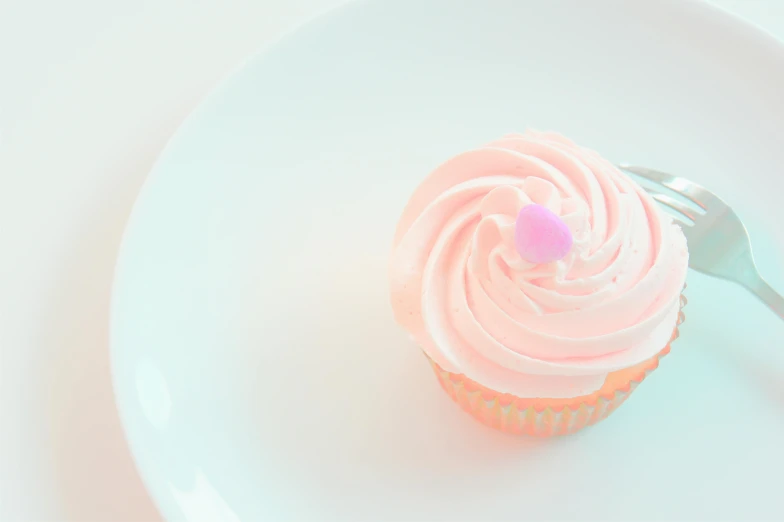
<box><xmin>514</xmin><ymin>204</ymin><xmax>573</xmax><ymax>264</ymax></box>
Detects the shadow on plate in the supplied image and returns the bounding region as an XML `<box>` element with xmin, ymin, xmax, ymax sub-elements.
<box><xmin>234</xmin><ymin>260</ymin><xmax>562</xmax><ymax>516</ymax></box>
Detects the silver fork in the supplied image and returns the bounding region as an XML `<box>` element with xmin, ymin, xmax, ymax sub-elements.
<box><xmin>617</xmin><ymin>165</ymin><xmax>784</xmax><ymax>321</ymax></box>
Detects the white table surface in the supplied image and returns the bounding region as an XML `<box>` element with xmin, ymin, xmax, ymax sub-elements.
<box><xmin>0</xmin><ymin>1</ymin><xmax>782</xmax><ymax>520</ymax></box>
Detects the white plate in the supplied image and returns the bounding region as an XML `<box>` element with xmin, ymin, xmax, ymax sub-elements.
<box><xmin>111</xmin><ymin>1</ymin><xmax>784</xmax><ymax>520</ymax></box>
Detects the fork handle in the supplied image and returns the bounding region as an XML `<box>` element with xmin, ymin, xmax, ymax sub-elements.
<box><xmin>741</xmin><ymin>274</ymin><xmax>784</xmax><ymax>320</ymax></box>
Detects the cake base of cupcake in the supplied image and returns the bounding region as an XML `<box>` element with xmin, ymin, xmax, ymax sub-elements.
<box><xmin>429</xmin><ymin>294</ymin><xmax>687</xmax><ymax>437</ymax></box>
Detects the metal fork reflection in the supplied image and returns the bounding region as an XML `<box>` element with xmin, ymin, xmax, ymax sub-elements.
<box><xmin>617</xmin><ymin>164</ymin><xmax>784</xmax><ymax>321</ymax></box>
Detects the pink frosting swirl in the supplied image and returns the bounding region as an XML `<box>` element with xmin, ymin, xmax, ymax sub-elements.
<box><xmin>389</xmin><ymin>131</ymin><xmax>688</xmax><ymax>398</ymax></box>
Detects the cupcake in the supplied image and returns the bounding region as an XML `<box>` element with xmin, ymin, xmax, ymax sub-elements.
<box><xmin>389</xmin><ymin>130</ymin><xmax>688</xmax><ymax>436</ymax></box>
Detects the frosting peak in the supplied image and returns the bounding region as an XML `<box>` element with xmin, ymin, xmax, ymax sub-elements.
<box><xmin>389</xmin><ymin>131</ymin><xmax>688</xmax><ymax>398</ymax></box>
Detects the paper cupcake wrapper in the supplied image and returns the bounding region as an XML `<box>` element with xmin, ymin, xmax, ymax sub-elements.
<box><xmin>428</xmin><ymin>293</ymin><xmax>687</xmax><ymax>437</ymax></box>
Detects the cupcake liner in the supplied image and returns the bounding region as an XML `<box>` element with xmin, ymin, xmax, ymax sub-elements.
<box><xmin>428</xmin><ymin>293</ymin><xmax>687</xmax><ymax>437</ymax></box>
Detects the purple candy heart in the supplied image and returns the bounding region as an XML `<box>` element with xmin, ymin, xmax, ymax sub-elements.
<box><xmin>514</xmin><ymin>204</ymin><xmax>573</xmax><ymax>264</ymax></box>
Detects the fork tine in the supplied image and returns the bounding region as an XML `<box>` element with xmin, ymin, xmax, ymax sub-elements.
<box><xmin>672</xmin><ymin>217</ymin><xmax>690</xmax><ymax>230</ymax></box>
<box><xmin>648</xmin><ymin>191</ymin><xmax>698</xmax><ymax>221</ymax></box>
<box><xmin>617</xmin><ymin>164</ymin><xmax>711</xmax><ymax>210</ymax></box>
<box><xmin>617</xmin><ymin>164</ymin><xmax>674</xmax><ymax>184</ymax></box>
